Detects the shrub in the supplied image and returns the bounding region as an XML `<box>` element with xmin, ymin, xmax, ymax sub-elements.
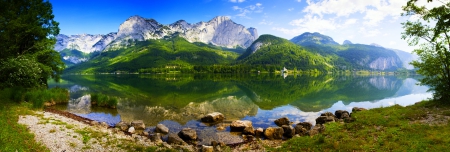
<box><xmin>90</xmin><ymin>93</ymin><xmax>118</xmax><ymax>108</ymax></box>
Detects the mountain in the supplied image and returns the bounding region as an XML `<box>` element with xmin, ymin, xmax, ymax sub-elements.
<box><xmin>290</xmin><ymin>32</ymin><xmax>403</xmax><ymax>71</ymax></box>
<box><xmin>290</xmin><ymin>32</ymin><xmax>339</xmax><ymax>46</ymax></box>
<box><xmin>371</xmin><ymin>43</ymin><xmax>418</xmax><ymax>69</ymax></box>
<box><xmin>64</xmin><ymin>36</ymin><xmax>240</xmax><ymax>74</ymax></box>
<box><xmin>55</xmin><ymin>15</ymin><xmax>258</xmax><ymax>65</ymax></box>
<box><xmin>343</xmin><ymin>40</ymin><xmax>353</xmax><ymax>45</ymax></box>
<box><xmin>237</xmin><ymin>34</ymin><xmax>339</xmax><ymax>71</ymax></box>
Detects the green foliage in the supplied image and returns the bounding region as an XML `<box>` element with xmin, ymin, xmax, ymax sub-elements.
<box><xmin>275</xmin><ymin>102</ymin><xmax>450</xmax><ymax>151</ymax></box>
<box><xmin>0</xmin><ymin>0</ymin><xmax>64</xmax><ymax>88</ymax></box>
<box><xmin>237</xmin><ymin>35</ymin><xmax>337</xmax><ymax>72</ymax></box>
<box><xmin>0</xmin><ymin>89</ymin><xmax>48</xmax><ymax>151</ymax></box>
<box><xmin>90</xmin><ymin>93</ymin><xmax>118</xmax><ymax>108</ymax></box>
<box><xmin>23</xmin><ymin>87</ymin><xmax>69</xmax><ymax>109</ymax></box>
<box><xmin>401</xmin><ymin>0</ymin><xmax>450</xmax><ymax>101</ymax></box>
<box><xmin>65</xmin><ymin>36</ymin><xmax>239</xmax><ymax>74</ymax></box>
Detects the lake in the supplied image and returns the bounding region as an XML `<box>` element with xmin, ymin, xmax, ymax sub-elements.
<box><xmin>49</xmin><ymin>74</ymin><xmax>431</xmax><ymax>144</ymax></box>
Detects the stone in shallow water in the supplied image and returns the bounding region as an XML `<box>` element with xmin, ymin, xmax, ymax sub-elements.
<box><xmin>274</xmin><ymin>117</ymin><xmax>290</xmax><ymax>127</ymax></box>
<box><xmin>201</xmin><ymin>112</ymin><xmax>225</xmax><ymax>123</ymax></box>
<box><xmin>167</xmin><ymin>133</ymin><xmax>187</xmax><ymax>145</ymax></box>
<box><xmin>230</xmin><ymin>120</ymin><xmax>252</xmax><ymax>132</ymax></box>
<box><xmin>155</xmin><ymin>124</ymin><xmax>169</xmax><ymax>134</ymax></box>
<box><xmin>264</xmin><ymin>127</ymin><xmax>284</xmax><ymax>140</ymax></box>
<box><xmin>131</xmin><ymin>120</ymin><xmax>145</xmax><ymax>130</ymax></box>
<box><xmin>178</xmin><ymin>128</ymin><xmax>197</xmax><ymax>141</ymax></box>
<box><xmin>282</xmin><ymin>125</ymin><xmax>295</xmax><ymax>138</ymax></box>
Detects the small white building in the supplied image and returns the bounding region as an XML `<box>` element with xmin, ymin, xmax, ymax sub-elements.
<box><xmin>281</xmin><ymin>67</ymin><xmax>288</xmax><ymax>73</ymax></box>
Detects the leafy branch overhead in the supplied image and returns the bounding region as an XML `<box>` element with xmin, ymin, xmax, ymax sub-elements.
<box><xmin>402</xmin><ymin>0</ymin><xmax>450</xmax><ymax>101</ymax></box>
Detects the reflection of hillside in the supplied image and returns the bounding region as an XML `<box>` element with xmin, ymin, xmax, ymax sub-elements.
<box><xmin>237</xmin><ymin>75</ymin><xmax>404</xmax><ymax>112</ymax></box>
<box><xmin>118</xmin><ymin>96</ymin><xmax>258</xmax><ymax>126</ymax></box>
<box><xmin>61</xmin><ymin>75</ymin><xmax>242</xmax><ymax>108</ymax></box>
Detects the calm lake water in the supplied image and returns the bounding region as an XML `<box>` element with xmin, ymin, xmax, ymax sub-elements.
<box><xmin>49</xmin><ymin>74</ymin><xmax>431</xmax><ymax>144</ymax></box>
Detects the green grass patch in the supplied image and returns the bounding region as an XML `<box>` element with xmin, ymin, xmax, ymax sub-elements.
<box><xmin>274</xmin><ymin>101</ymin><xmax>450</xmax><ymax>151</ymax></box>
<box><xmin>90</xmin><ymin>93</ymin><xmax>118</xmax><ymax>108</ymax></box>
<box><xmin>0</xmin><ymin>88</ymin><xmax>48</xmax><ymax>151</ymax></box>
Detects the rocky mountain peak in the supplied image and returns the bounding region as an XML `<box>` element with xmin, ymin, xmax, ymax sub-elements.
<box><xmin>343</xmin><ymin>40</ymin><xmax>353</xmax><ymax>45</ymax></box>
<box><xmin>209</xmin><ymin>16</ymin><xmax>231</xmax><ymax>23</ymax></box>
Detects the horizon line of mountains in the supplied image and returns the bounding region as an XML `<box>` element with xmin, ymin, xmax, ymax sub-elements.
<box><xmin>55</xmin><ymin>15</ymin><xmax>417</xmax><ymax>73</ymax></box>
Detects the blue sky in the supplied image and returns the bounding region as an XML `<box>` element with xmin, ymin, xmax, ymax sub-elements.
<box><xmin>50</xmin><ymin>0</ymin><xmax>439</xmax><ymax>52</ymax></box>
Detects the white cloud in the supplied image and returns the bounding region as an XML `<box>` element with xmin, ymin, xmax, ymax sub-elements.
<box><xmin>359</xmin><ymin>27</ymin><xmax>380</xmax><ymax>37</ymax></box>
<box><xmin>259</xmin><ymin>19</ymin><xmax>273</xmax><ymax>25</ymax></box>
<box><xmin>231</xmin><ymin>3</ymin><xmax>264</xmax><ymax>18</ymax></box>
<box><xmin>229</xmin><ymin>0</ymin><xmax>245</xmax><ymax>3</ymax></box>
<box><xmin>273</xmin><ymin>15</ymin><xmax>336</xmax><ymax>36</ymax></box>
<box><xmin>288</xmin><ymin>8</ymin><xmax>295</xmax><ymax>11</ymax></box>
<box><xmin>297</xmin><ymin>0</ymin><xmax>302</xmax><ymax>2</ymax></box>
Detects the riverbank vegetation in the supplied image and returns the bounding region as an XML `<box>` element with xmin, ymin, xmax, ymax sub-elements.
<box><xmin>90</xmin><ymin>93</ymin><xmax>118</xmax><ymax>108</ymax></box>
<box><xmin>274</xmin><ymin>101</ymin><xmax>450</xmax><ymax>151</ymax></box>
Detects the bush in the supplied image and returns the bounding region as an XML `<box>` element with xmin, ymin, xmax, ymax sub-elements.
<box><xmin>22</xmin><ymin>87</ymin><xmax>69</xmax><ymax>109</ymax></box>
<box><xmin>90</xmin><ymin>93</ymin><xmax>118</xmax><ymax>108</ymax></box>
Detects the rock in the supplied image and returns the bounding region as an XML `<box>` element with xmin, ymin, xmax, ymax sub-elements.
<box><xmin>178</xmin><ymin>128</ymin><xmax>197</xmax><ymax>141</ymax></box>
<box><xmin>149</xmin><ymin>133</ymin><xmax>163</xmax><ymax>144</ymax></box>
<box><xmin>335</xmin><ymin>110</ymin><xmax>350</xmax><ymax>119</ymax></box>
<box><xmin>128</xmin><ymin>126</ymin><xmax>135</xmax><ymax>134</ymax></box>
<box><xmin>90</xmin><ymin>121</ymin><xmax>99</xmax><ymax>126</ymax></box>
<box><xmin>352</xmin><ymin>107</ymin><xmax>367</xmax><ymax>112</ymax></box>
<box><xmin>309</xmin><ymin>124</ymin><xmax>325</xmax><ymax>136</ymax></box>
<box><xmin>230</xmin><ymin>120</ymin><xmax>253</xmax><ymax>132</ymax></box>
<box><xmin>296</xmin><ymin>122</ymin><xmax>312</xmax><ymax>130</ymax></box>
<box><xmin>294</xmin><ymin>125</ymin><xmax>308</xmax><ymax>136</ymax></box>
<box><xmin>44</xmin><ymin>102</ymin><xmax>52</xmax><ymax>107</ymax></box>
<box><xmin>316</xmin><ymin>112</ymin><xmax>336</xmax><ymax>124</ymax></box>
<box><xmin>131</xmin><ymin>120</ymin><xmax>145</xmax><ymax>130</ymax></box>
<box><xmin>344</xmin><ymin>117</ymin><xmax>356</xmax><ymax>123</ymax></box>
<box><xmin>243</xmin><ymin>127</ymin><xmax>255</xmax><ymax>135</ymax></box>
<box><xmin>255</xmin><ymin>127</ymin><xmax>264</xmax><ymax>137</ymax></box>
<box><xmin>155</xmin><ymin>124</ymin><xmax>169</xmax><ymax>134</ymax></box>
<box><xmin>281</xmin><ymin>125</ymin><xmax>295</xmax><ymax>138</ymax></box>
<box><xmin>167</xmin><ymin>133</ymin><xmax>187</xmax><ymax>145</ymax></box>
<box><xmin>100</xmin><ymin>122</ymin><xmax>109</xmax><ymax>128</ymax></box>
<box><xmin>264</xmin><ymin>127</ymin><xmax>284</xmax><ymax>140</ymax></box>
<box><xmin>115</xmin><ymin>121</ymin><xmax>129</xmax><ymax>131</ymax></box>
<box><xmin>202</xmin><ymin>145</ymin><xmax>214</xmax><ymax>152</ymax></box>
<box><xmin>201</xmin><ymin>112</ymin><xmax>225</xmax><ymax>123</ymax></box>
<box><xmin>274</xmin><ymin>117</ymin><xmax>290</xmax><ymax>127</ymax></box>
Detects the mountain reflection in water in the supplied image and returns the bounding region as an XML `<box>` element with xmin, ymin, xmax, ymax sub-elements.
<box><xmin>49</xmin><ymin>74</ymin><xmax>431</xmax><ymax>128</ymax></box>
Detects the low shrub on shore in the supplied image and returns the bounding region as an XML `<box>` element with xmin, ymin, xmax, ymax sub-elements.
<box><xmin>23</xmin><ymin>87</ymin><xmax>70</xmax><ymax>109</ymax></box>
<box><xmin>90</xmin><ymin>93</ymin><xmax>118</xmax><ymax>108</ymax></box>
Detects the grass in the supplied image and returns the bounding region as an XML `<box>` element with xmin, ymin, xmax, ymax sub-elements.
<box><xmin>11</xmin><ymin>87</ymin><xmax>70</xmax><ymax>109</ymax></box>
<box><xmin>90</xmin><ymin>93</ymin><xmax>118</xmax><ymax>108</ymax></box>
<box><xmin>0</xmin><ymin>88</ymin><xmax>48</xmax><ymax>152</ymax></box>
<box><xmin>272</xmin><ymin>101</ymin><xmax>450</xmax><ymax>151</ymax></box>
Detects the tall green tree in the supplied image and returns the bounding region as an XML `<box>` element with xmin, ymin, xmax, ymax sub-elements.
<box><xmin>0</xmin><ymin>0</ymin><xmax>63</xmax><ymax>88</ymax></box>
<box><xmin>402</xmin><ymin>0</ymin><xmax>450</xmax><ymax>101</ymax></box>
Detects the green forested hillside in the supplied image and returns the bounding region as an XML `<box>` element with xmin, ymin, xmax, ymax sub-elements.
<box><xmin>64</xmin><ymin>36</ymin><xmax>240</xmax><ymax>74</ymax></box>
<box><xmin>237</xmin><ymin>35</ymin><xmax>344</xmax><ymax>72</ymax></box>
<box><xmin>290</xmin><ymin>32</ymin><xmax>403</xmax><ymax>71</ymax></box>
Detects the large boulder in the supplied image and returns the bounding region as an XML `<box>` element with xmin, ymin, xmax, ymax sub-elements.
<box><xmin>281</xmin><ymin>125</ymin><xmax>295</xmax><ymax>138</ymax></box>
<box><xmin>178</xmin><ymin>128</ymin><xmax>197</xmax><ymax>141</ymax></box>
<box><xmin>230</xmin><ymin>120</ymin><xmax>253</xmax><ymax>132</ymax></box>
<box><xmin>255</xmin><ymin>127</ymin><xmax>264</xmax><ymax>137</ymax></box>
<box><xmin>167</xmin><ymin>133</ymin><xmax>187</xmax><ymax>145</ymax></box>
<box><xmin>202</xmin><ymin>145</ymin><xmax>214</xmax><ymax>152</ymax></box>
<box><xmin>243</xmin><ymin>126</ymin><xmax>255</xmax><ymax>135</ymax></box>
<box><xmin>201</xmin><ymin>112</ymin><xmax>225</xmax><ymax>123</ymax></box>
<box><xmin>131</xmin><ymin>120</ymin><xmax>145</xmax><ymax>130</ymax></box>
<box><xmin>274</xmin><ymin>117</ymin><xmax>290</xmax><ymax>127</ymax></box>
<box><xmin>264</xmin><ymin>127</ymin><xmax>284</xmax><ymax>140</ymax></box>
<box><xmin>352</xmin><ymin>107</ymin><xmax>367</xmax><ymax>113</ymax></box>
<box><xmin>115</xmin><ymin>121</ymin><xmax>129</xmax><ymax>131</ymax></box>
<box><xmin>295</xmin><ymin>122</ymin><xmax>312</xmax><ymax>136</ymax></box>
<box><xmin>316</xmin><ymin>112</ymin><xmax>336</xmax><ymax>124</ymax></box>
<box><xmin>296</xmin><ymin>122</ymin><xmax>312</xmax><ymax>130</ymax></box>
<box><xmin>335</xmin><ymin>110</ymin><xmax>350</xmax><ymax>119</ymax></box>
<box><xmin>155</xmin><ymin>124</ymin><xmax>169</xmax><ymax>134</ymax></box>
